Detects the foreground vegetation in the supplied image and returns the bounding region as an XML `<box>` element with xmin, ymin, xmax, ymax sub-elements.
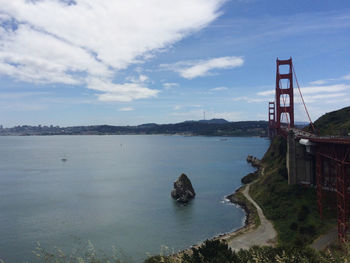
<box><xmin>146</xmin><ymin>239</ymin><xmax>346</xmax><ymax>263</ymax></box>
<box><xmin>1</xmin><ymin>238</ymin><xmax>345</xmax><ymax>263</ymax></box>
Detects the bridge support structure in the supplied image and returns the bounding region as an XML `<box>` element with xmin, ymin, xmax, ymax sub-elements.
<box><xmin>287</xmin><ymin>131</ymin><xmax>315</xmax><ymax>185</ymax></box>
<box><xmin>315</xmin><ymin>142</ymin><xmax>350</xmax><ymax>242</ymax></box>
<box><xmin>275</xmin><ymin>58</ymin><xmax>294</xmax><ymax>131</ymax></box>
<box><xmin>268</xmin><ymin>101</ymin><xmax>275</xmax><ymax>137</ymax></box>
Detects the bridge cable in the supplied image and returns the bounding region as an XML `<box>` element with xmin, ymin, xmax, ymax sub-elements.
<box><xmin>279</xmin><ymin>79</ymin><xmax>291</xmax><ymax>129</ymax></box>
<box><xmin>292</xmin><ymin>64</ymin><xmax>316</xmax><ymax>133</ymax></box>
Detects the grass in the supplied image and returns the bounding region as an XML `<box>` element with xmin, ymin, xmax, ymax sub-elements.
<box><xmin>249</xmin><ymin>136</ymin><xmax>336</xmax><ymax>247</ymax></box>
<box><xmin>241</xmin><ymin>171</ymin><xmax>259</xmax><ymax>184</ymax></box>
<box><xmin>306</xmin><ymin>106</ymin><xmax>350</xmax><ymax>136</ymax></box>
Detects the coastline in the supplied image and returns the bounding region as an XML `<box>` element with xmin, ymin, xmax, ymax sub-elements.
<box><xmin>217</xmin><ymin>156</ymin><xmax>263</xmax><ymax>242</ymax></box>
<box><xmin>169</xmin><ymin>157</ymin><xmax>263</xmax><ymax>260</ymax></box>
<box><xmin>200</xmin><ymin>157</ymin><xmax>263</xmax><ymax>242</ymax></box>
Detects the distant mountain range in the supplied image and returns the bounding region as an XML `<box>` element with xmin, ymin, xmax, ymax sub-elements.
<box><xmin>0</xmin><ymin>119</ymin><xmax>268</xmax><ymax>137</ymax></box>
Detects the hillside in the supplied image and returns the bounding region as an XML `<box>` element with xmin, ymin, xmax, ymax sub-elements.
<box><xmin>249</xmin><ymin>136</ymin><xmax>334</xmax><ymax>247</ymax></box>
<box><xmin>308</xmin><ymin>106</ymin><xmax>350</xmax><ymax>136</ymax></box>
<box><xmin>249</xmin><ymin>106</ymin><xmax>350</xmax><ymax>246</ymax></box>
<box><xmin>0</xmin><ymin>120</ymin><xmax>268</xmax><ymax>137</ymax></box>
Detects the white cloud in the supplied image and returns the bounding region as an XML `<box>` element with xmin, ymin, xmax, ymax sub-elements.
<box><xmin>256</xmin><ymin>90</ymin><xmax>274</xmax><ymax>96</ymax></box>
<box><xmin>119</xmin><ymin>107</ymin><xmax>135</xmax><ymax>111</ymax></box>
<box><xmin>126</xmin><ymin>74</ymin><xmax>149</xmax><ymax>83</ymax></box>
<box><xmin>163</xmin><ymin>82</ymin><xmax>179</xmax><ymax>90</ymax></box>
<box><xmin>307</xmin><ymin>73</ymin><xmax>350</xmax><ymax>86</ymax></box>
<box><xmin>173</xmin><ymin>104</ymin><xmax>201</xmax><ymax>110</ymax></box>
<box><xmin>296</xmin><ymin>92</ymin><xmax>347</xmax><ymax>104</ymax></box>
<box><xmin>342</xmin><ymin>74</ymin><xmax>350</xmax><ymax>80</ymax></box>
<box><xmin>0</xmin><ymin>91</ymin><xmax>49</xmax><ymax>100</ymax></box>
<box><xmin>211</xmin><ymin>86</ymin><xmax>228</xmax><ymax>91</ymax></box>
<box><xmin>298</xmin><ymin>84</ymin><xmax>350</xmax><ymax>94</ymax></box>
<box><xmin>162</xmin><ymin>56</ymin><xmax>244</xmax><ymax>79</ymax></box>
<box><xmin>0</xmin><ymin>101</ymin><xmax>47</xmax><ymax>112</ymax></box>
<box><xmin>233</xmin><ymin>96</ymin><xmax>266</xmax><ymax>103</ymax></box>
<box><xmin>309</xmin><ymin>79</ymin><xmax>328</xmax><ymax>85</ymax></box>
<box><xmin>254</xmin><ymin>82</ymin><xmax>350</xmax><ymax>122</ymax></box>
<box><xmin>87</xmin><ymin>78</ymin><xmax>160</xmax><ymax>102</ymax></box>
<box><xmin>0</xmin><ymin>0</ymin><xmax>225</xmax><ymax>100</ymax></box>
<box><xmin>257</xmin><ymin>84</ymin><xmax>350</xmax><ymax>97</ymax></box>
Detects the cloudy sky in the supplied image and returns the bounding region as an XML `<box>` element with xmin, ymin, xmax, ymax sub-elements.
<box><xmin>0</xmin><ymin>0</ymin><xmax>349</xmax><ymax>127</ymax></box>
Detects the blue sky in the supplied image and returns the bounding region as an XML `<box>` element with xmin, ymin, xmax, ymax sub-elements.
<box><xmin>0</xmin><ymin>0</ymin><xmax>349</xmax><ymax>127</ymax></box>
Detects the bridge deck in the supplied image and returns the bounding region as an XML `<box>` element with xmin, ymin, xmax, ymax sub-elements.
<box><xmin>283</xmin><ymin>127</ymin><xmax>350</xmax><ymax>145</ymax></box>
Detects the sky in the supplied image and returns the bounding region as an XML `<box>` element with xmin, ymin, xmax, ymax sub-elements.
<box><xmin>0</xmin><ymin>0</ymin><xmax>350</xmax><ymax>127</ymax></box>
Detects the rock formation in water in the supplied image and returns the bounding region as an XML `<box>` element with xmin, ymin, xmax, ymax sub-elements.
<box><xmin>171</xmin><ymin>173</ymin><xmax>196</xmax><ymax>203</ymax></box>
<box><xmin>246</xmin><ymin>155</ymin><xmax>261</xmax><ymax>167</ymax></box>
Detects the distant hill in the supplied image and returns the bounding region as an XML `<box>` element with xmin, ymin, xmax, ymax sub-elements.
<box><xmin>198</xmin><ymin>118</ymin><xmax>229</xmax><ymax>124</ymax></box>
<box><xmin>0</xmin><ymin>119</ymin><xmax>268</xmax><ymax>137</ymax></box>
<box><xmin>307</xmin><ymin>106</ymin><xmax>350</xmax><ymax>136</ymax></box>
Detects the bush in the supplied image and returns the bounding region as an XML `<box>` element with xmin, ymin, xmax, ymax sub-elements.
<box><xmin>241</xmin><ymin>171</ymin><xmax>259</xmax><ymax>184</ymax></box>
<box><xmin>177</xmin><ymin>240</ymin><xmax>339</xmax><ymax>263</ymax></box>
<box><xmin>290</xmin><ymin>222</ymin><xmax>298</xmax><ymax>231</ymax></box>
<box><xmin>297</xmin><ymin>205</ymin><xmax>310</xmax><ymax>222</ymax></box>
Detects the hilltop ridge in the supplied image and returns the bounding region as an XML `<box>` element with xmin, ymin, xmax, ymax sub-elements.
<box><xmin>307</xmin><ymin>106</ymin><xmax>350</xmax><ymax>136</ymax></box>
<box><xmin>0</xmin><ymin>119</ymin><xmax>268</xmax><ymax>137</ymax></box>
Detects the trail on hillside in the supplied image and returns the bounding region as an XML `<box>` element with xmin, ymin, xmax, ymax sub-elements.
<box><xmin>310</xmin><ymin>226</ymin><xmax>337</xmax><ymax>251</ymax></box>
<box><xmin>228</xmin><ymin>184</ymin><xmax>277</xmax><ymax>250</ymax></box>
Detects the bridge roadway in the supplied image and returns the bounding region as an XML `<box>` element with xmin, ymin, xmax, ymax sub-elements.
<box><xmin>281</xmin><ymin>127</ymin><xmax>350</xmax><ymax>145</ymax></box>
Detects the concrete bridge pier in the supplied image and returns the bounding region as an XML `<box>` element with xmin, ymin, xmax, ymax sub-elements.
<box><xmin>287</xmin><ymin>130</ymin><xmax>316</xmax><ymax>185</ymax></box>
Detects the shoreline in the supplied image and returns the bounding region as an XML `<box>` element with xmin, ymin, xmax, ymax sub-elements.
<box><xmin>210</xmin><ymin>182</ymin><xmax>261</xmax><ymax>244</ymax></box>
<box><xmin>170</xmin><ymin>158</ymin><xmax>262</xmax><ymax>259</ymax></box>
<box><xmin>216</xmin><ymin>156</ymin><xmax>263</xmax><ymax>242</ymax></box>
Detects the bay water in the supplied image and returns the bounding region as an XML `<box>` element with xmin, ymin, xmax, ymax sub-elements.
<box><xmin>0</xmin><ymin>135</ymin><xmax>269</xmax><ymax>262</ymax></box>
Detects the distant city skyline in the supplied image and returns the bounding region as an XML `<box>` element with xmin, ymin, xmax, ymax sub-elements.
<box><xmin>0</xmin><ymin>0</ymin><xmax>350</xmax><ymax>127</ymax></box>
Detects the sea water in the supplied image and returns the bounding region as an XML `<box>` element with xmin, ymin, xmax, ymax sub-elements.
<box><xmin>0</xmin><ymin>135</ymin><xmax>269</xmax><ymax>262</ymax></box>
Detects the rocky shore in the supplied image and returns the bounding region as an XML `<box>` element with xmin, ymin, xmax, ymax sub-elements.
<box><xmin>241</xmin><ymin>155</ymin><xmax>262</xmax><ymax>184</ymax></box>
<box><xmin>246</xmin><ymin>155</ymin><xmax>261</xmax><ymax>167</ymax></box>
<box><xmin>197</xmin><ymin>155</ymin><xmax>263</xmax><ymax>241</ymax></box>
<box><xmin>226</xmin><ymin>188</ymin><xmax>256</xmax><ymax>229</ymax></box>
<box><xmin>149</xmin><ymin>155</ymin><xmax>264</xmax><ymax>261</ymax></box>
<box><xmin>209</xmin><ymin>155</ymin><xmax>263</xmax><ymax>241</ymax></box>
<box><xmin>189</xmin><ymin>155</ymin><xmax>263</xmax><ymax>243</ymax></box>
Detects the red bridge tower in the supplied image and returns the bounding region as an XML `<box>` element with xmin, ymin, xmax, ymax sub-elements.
<box><xmin>275</xmin><ymin>58</ymin><xmax>294</xmax><ymax>130</ymax></box>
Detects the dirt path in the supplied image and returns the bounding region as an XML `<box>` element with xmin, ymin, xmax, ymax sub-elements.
<box><xmin>310</xmin><ymin>226</ymin><xmax>337</xmax><ymax>251</ymax></box>
<box><xmin>227</xmin><ymin>184</ymin><xmax>277</xmax><ymax>251</ymax></box>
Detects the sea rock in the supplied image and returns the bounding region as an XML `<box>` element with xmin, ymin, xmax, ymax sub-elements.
<box><xmin>246</xmin><ymin>155</ymin><xmax>261</xmax><ymax>167</ymax></box>
<box><xmin>171</xmin><ymin>173</ymin><xmax>196</xmax><ymax>203</ymax></box>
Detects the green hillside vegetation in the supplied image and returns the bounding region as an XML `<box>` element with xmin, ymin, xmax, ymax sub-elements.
<box><xmin>250</xmin><ymin>105</ymin><xmax>350</xmax><ymax>246</ymax></box>
<box><xmin>249</xmin><ymin>136</ymin><xmax>335</xmax><ymax>247</ymax></box>
<box><xmin>145</xmin><ymin>239</ymin><xmax>343</xmax><ymax>263</ymax></box>
<box><xmin>308</xmin><ymin>106</ymin><xmax>350</xmax><ymax>136</ymax></box>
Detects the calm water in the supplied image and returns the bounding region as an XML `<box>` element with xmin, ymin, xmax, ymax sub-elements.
<box><xmin>0</xmin><ymin>135</ymin><xmax>269</xmax><ymax>262</ymax></box>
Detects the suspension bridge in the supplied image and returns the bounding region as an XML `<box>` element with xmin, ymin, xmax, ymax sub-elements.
<box><xmin>268</xmin><ymin>58</ymin><xmax>350</xmax><ymax>243</ymax></box>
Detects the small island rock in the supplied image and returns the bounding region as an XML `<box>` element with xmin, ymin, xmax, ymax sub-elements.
<box><xmin>246</xmin><ymin>155</ymin><xmax>261</xmax><ymax>167</ymax></box>
<box><xmin>171</xmin><ymin>173</ymin><xmax>196</xmax><ymax>203</ymax></box>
